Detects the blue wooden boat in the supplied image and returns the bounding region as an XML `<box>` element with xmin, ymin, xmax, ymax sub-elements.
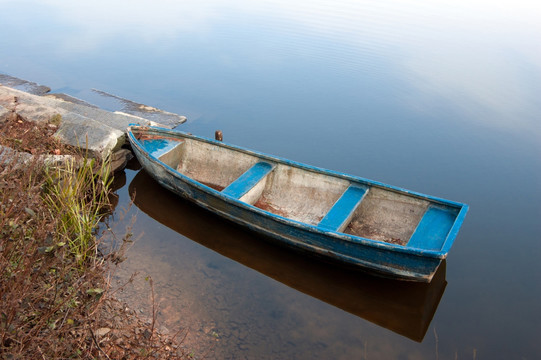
<box><xmin>127</xmin><ymin>124</ymin><xmax>468</xmax><ymax>282</ymax></box>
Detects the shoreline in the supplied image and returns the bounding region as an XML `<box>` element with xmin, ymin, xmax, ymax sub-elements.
<box><xmin>0</xmin><ymin>76</ymin><xmax>197</xmax><ymax>358</ymax></box>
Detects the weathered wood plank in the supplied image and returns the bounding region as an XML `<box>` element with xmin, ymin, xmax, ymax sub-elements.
<box><xmin>318</xmin><ymin>184</ymin><xmax>368</xmax><ymax>232</ymax></box>
<box><xmin>222</xmin><ymin>162</ymin><xmax>275</xmax><ymax>199</ymax></box>
<box><xmin>407</xmin><ymin>206</ymin><xmax>458</xmax><ymax>251</ymax></box>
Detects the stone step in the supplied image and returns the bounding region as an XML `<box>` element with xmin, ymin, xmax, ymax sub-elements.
<box><xmin>55</xmin><ymin>112</ymin><xmax>125</xmax><ymax>156</ymax></box>
<box><xmin>90</xmin><ymin>89</ymin><xmax>187</xmax><ymax>128</ymax></box>
<box><xmin>0</xmin><ymin>74</ymin><xmax>52</xmax><ymax>95</ymax></box>
<box><xmin>0</xmin><ymin>75</ymin><xmax>188</xmax><ymax>171</ymax></box>
<box><xmin>43</xmin><ymin>92</ymin><xmax>163</xmax><ymax>132</ymax></box>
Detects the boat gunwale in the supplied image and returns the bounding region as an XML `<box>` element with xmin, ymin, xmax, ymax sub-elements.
<box><xmin>127</xmin><ymin>125</ymin><xmax>468</xmax><ymax>259</ymax></box>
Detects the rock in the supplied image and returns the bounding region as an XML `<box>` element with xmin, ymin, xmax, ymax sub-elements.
<box><xmin>0</xmin><ymin>77</ymin><xmax>188</xmax><ymax>163</ymax></box>
<box><xmin>0</xmin><ymin>74</ymin><xmax>51</xmax><ymax>95</ymax></box>
<box><xmin>44</xmin><ymin>93</ymin><xmax>155</xmax><ymax>132</ymax></box>
<box><xmin>95</xmin><ymin>327</ymin><xmax>112</xmax><ymax>337</ymax></box>
<box><xmin>0</xmin><ymin>144</ymin><xmax>74</xmax><ymax>168</ymax></box>
<box><xmin>0</xmin><ymin>105</ymin><xmax>10</xmax><ymax>122</ymax></box>
<box><xmin>110</xmin><ymin>148</ymin><xmax>134</xmax><ymax>173</ymax></box>
<box><xmin>143</xmin><ymin>329</ymin><xmax>152</xmax><ymax>340</ymax></box>
<box><xmin>54</xmin><ymin>112</ymin><xmax>125</xmax><ymax>157</ymax></box>
<box><xmin>0</xmin><ymin>85</ymin><xmax>136</xmax><ymax>158</ymax></box>
<box><xmin>90</xmin><ymin>89</ymin><xmax>187</xmax><ymax>128</ymax></box>
<box><xmin>45</xmin><ymin>93</ymin><xmax>99</xmax><ymax>108</ymax></box>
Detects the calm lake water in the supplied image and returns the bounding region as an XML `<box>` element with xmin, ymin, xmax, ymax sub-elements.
<box><xmin>2</xmin><ymin>1</ymin><xmax>540</xmax><ymax>358</ymax></box>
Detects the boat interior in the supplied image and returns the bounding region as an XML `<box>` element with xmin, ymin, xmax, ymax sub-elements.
<box><xmin>138</xmin><ymin>132</ymin><xmax>459</xmax><ymax>249</ymax></box>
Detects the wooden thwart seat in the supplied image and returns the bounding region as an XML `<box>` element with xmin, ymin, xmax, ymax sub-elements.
<box><xmin>406</xmin><ymin>205</ymin><xmax>458</xmax><ymax>251</ymax></box>
<box><xmin>318</xmin><ymin>184</ymin><xmax>368</xmax><ymax>232</ymax></box>
<box><xmin>222</xmin><ymin>162</ymin><xmax>275</xmax><ymax>199</ymax></box>
<box><xmin>144</xmin><ymin>138</ymin><xmax>183</xmax><ymax>159</ymax></box>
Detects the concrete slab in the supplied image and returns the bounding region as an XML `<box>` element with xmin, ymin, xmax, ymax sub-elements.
<box><xmin>45</xmin><ymin>93</ymin><xmax>100</xmax><ymax>108</ymax></box>
<box><xmin>91</xmin><ymin>89</ymin><xmax>187</xmax><ymax>128</ymax></box>
<box><xmin>43</xmin><ymin>93</ymin><xmax>157</xmax><ymax>132</ymax></box>
<box><xmin>0</xmin><ymin>144</ymin><xmax>74</xmax><ymax>168</ymax></box>
<box><xmin>0</xmin><ymin>86</ymin><xmax>69</xmax><ymax>124</ymax></box>
<box><xmin>0</xmin><ymin>75</ymin><xmax>188</xmax><ymax>171</ymax></box>
<box><xmin>55</xmin><ymin>112</ymin><xmax>125</xmax><ymax>156</ymax></box>
<box><xmin>0</xmin><ymin>85</ymin><xmax>142</xmax><ymax>157</ymax></box>
<box><xmin>0</xmin><ymin>105</ymin><xmax>10</xmax><ymax>122</ymax></box>
<box><xmin>0</xmin><ymin>74</ymin><xmax>51</xmax><ymax>95</ymax></box>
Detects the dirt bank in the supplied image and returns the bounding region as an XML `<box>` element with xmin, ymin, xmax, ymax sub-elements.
<box><xmin>0</xmin><ymin>114</ymin><xmax>195</xmax><ymax>358</ymax></box>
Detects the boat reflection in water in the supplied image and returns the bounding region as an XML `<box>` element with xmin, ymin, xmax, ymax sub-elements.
<box><xmin>129</xmin><ymin>170</ymin><xmax>448</xmax><ymax>342</ymax></box>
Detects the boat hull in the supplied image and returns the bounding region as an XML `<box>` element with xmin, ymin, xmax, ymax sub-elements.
<box><xmin>127</xmin><ymin>126</ymin><xmax>468</xmax><ymax>282</ymax></box>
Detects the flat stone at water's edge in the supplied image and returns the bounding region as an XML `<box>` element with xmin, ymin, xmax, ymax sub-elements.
<box><xmin>0</xmin><ymin>105</ymin><xmax>10</xmax><ymax>121</ymax></box>
<box><xmin>54</xmin><ymin>112</ymin><xmax>125</xmax><ymax>157</ymax></box>
<box><xmin>0</xmin><ymin>77</ymin><xmax>187</xmax><ymax>162</ymax></box>
<box><xmin>0</xmin><ymin>74</ymin><xmax>52</xmax><ymax>95</ymax></box>
<box><xmin>90</xmin><ymin>89</ymin><xmax>188</xmax><ymax>128</ymax></box>
<box><xmin>0</xmin><ymin>85</ymin><xmax>126</xmax><ymax>157</ymax></box>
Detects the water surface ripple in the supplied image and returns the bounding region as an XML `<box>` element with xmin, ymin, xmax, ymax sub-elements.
<box><xmin>2</xmin><ymin>0</ymin><xmax>540</xmax><ymax>358</ymax></box>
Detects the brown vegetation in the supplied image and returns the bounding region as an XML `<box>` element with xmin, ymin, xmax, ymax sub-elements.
<box><xmin>0</xmin><ymin>113</ymin><xmax>67</xmax><ymax>156</ymax></box>
<box><xmin>0</xmin><ymin>117</ymin><xmax>193</xmax><ymax>358</ymax></box>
